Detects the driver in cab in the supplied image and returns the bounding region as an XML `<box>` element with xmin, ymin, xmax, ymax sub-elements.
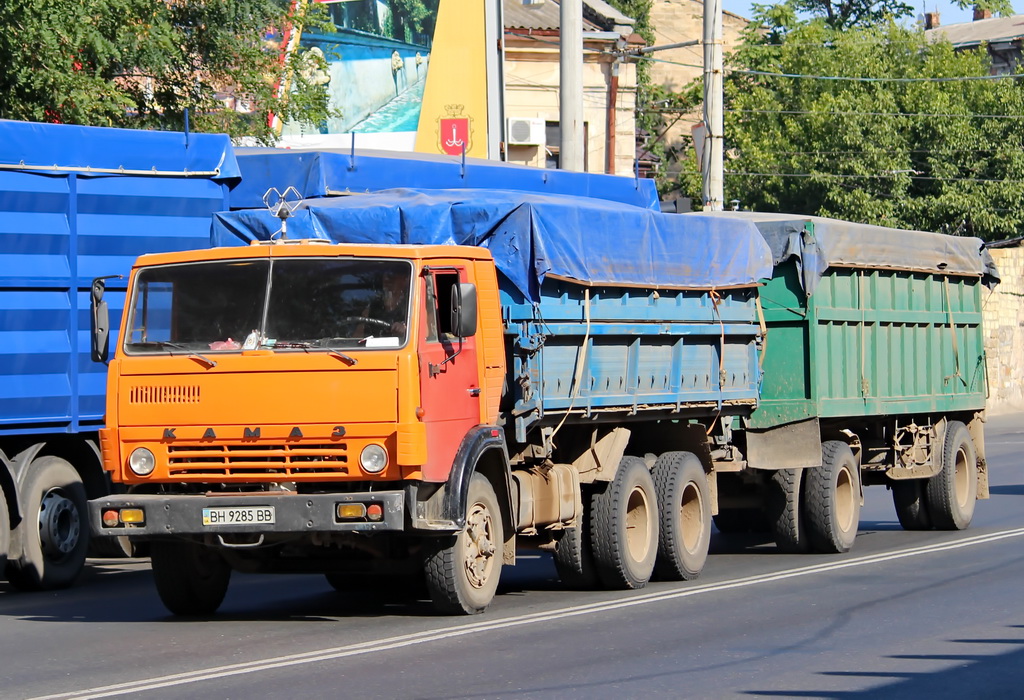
<box><xmin>359</xmin><ymin>269</ymin><xmax>409</xmax><ymax>342</ymax></box>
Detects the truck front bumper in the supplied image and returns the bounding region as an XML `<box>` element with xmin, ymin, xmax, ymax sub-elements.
<box><xmin>88</xmin><ymin>491</ymin><xmax>406</xmax><ymax>538</ymax></box>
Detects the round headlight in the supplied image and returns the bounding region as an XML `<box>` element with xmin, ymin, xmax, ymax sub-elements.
<box><xmin>128</xmin><ymin>447</ymin><xmax>156</xmax><ymax>476</ymax></box>
<box><xmin>359</xmin><ymin>444</ymin><xmax>388</xmax><ymax>474</ymax></box>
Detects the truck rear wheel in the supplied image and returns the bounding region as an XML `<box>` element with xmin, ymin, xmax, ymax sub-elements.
<box><xmin>892</xmin><ymin>480</ymin><xmax>932</xmax><ymax>530</ymax></box>
<box><xmin>5</xmin><ymin>457</ymin><xmax>89</xmax><ymax>591</ymax></box>
<box><xmin>589</xmin><ymin>456</ymin><xmax>658</xmax><ymax>589</ymax></box>
<box><xmin>804</xmin><ymin>441</ymin><xmax>860</xmax><ymax>554</ymax></box>
<box><xmin>151</xmin><ymin>541</ymin><xmax>231</xmax><ymax>616</ymax></box>
<box><xmin>425</xmin><ymin>473</ymin><xmax>504</xmax><ymax>614</ymax></box>
<box><xmin>651</xmin><ymin>452</ymin><xmax>710</xmax><ymax>581</ymax></box>
<box><xmin>766</xmin><ymin>468</ymin><xmax>809</xmax><ymax>553</ymax></box>
<box><xmin>926</xmin><ymin>421</ymin><xmax>977</xmax><ymax>530</ymax></box>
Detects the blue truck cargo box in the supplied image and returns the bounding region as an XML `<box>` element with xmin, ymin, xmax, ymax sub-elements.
<box><xmin>0</xmin><ymin>120</ymin><xmax>240</xmax><ymax>435</ymax></box>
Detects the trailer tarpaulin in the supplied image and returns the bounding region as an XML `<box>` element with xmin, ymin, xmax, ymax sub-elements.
<box><xmin>213</xmin><ymin>189</ymin><xmax>773</xmax><ymax>301</ymax></box>
<box><xmin>696</xmin><ymin>211</ymin><xmax>998</xmax><ymax>295</ymax></box>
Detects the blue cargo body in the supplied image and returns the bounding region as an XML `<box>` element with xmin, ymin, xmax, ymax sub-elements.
<box><xmin>500</xmin><ymin>279</ymin><xmax>763</xmax><ymax>442</ymax></box>
<box><xmin>0</xmin><ymin>121</ymin><xmax>239</xmax><ymax>436</ymax></box>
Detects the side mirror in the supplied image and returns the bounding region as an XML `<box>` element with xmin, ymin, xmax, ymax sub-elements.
<box><xmin>90</xmin><ymin>277</ymin><xmax>117</xmax><ymax>363</ymax></box>
<box><xmin>451</xmin><ymin>283</ymin><xmax>477</xmax><ymax>338</ymax></box>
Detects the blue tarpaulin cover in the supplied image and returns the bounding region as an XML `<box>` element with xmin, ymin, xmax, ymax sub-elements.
<box><xmin>212</xmin><ymin>188</ymin><xmax>773</xmax><ymax>301</ymax></box>
<box><xmin>0</xmin><ymin>119</ymin><xmax>240</xmax><ymax>179</ymax></box>
<box><xmin>231</xmin><ymin>148</ymin><xmax>660</xmax><ymax>210</ymax></box>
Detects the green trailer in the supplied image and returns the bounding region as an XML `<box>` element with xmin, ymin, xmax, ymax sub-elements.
<box><xmin>698</xmin><ymin>212</ymin><xmax>997</xmax><ymax>554</ymax></box>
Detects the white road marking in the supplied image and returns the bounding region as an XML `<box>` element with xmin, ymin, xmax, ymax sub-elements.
<box><xmin>30</xmin><ymin>526</ymin><xmax>1024</xmax><ymax>700</ymax></box>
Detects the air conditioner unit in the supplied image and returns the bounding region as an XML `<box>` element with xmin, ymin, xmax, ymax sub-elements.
<box><xmin>507</xmin><ymin>118</ymin><xmax>546</xmax><ymax>146</ymax></box>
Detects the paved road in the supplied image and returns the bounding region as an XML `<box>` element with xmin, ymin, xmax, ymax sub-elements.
<box><xmin>3</xmin><ymin>413</ymin><xmax>1023</xmax><ymax>699</ymax></box>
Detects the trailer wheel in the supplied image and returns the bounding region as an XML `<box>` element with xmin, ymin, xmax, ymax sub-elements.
<box><xmin>150</xmin><ymin>541</ymin><xmax>231</xmax><ymax>616</ymax></box>
<box><xmin>766</xmin><ymin>468</ymin><xmax>809</xmax><ymax>553</ymax></box>
<box><xmin>804</xmin><ymin>441</ymin><xmax>861</xmax><ymax>554</ymax></box>
<box><xmin>892</xmin><ymin>480</ymin><xmax>932</xmax><ymax>530</ymax></box>
<box><xmin>5</xmin><ymin>457</ymin><xmax>89</xmax><ymax>591</ymax></box>
<box><xmin>425</xmin><ymin>473</ymin><xmax>504</xmax><ymax>614</ymax></box>
<box><xmin>553</xmin><ymin>523</ymin><xmax>599</xmax><ymax>590</ymax></box>
<box><xmin>0</xmin><ymin>481</ymin><xmax>9</xmax><ymax>571</ymax></box>
<box><xmin>651</xmin><ymin>452</ymin><xmax>710</xmax><ymax>581</ymax></box>
<box><xmin>589</xmin><ymin>456</ymin><xmax>659</xmax><ymax>589</ymax></box>
<box><xmin>926</xmin><ymin>421</ymin><xmax>977</xmax><ymax>530</ymax></box>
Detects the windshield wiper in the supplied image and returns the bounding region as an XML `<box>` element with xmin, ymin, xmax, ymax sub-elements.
<box><xmin>155</xmin><ymin>341</ymin><xmax>218</xmax><ymax>369</ymax></box>
<box><xmin>274</xmin><ymin>340</ymin><xmax>358</xmax><ymax>366</ymax></box>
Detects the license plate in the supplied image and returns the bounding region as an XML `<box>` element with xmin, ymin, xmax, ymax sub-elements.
<box><xmin>202</xmin><ymin>506</ymin><xmax>276</xmax><ymax>526</ymax></box>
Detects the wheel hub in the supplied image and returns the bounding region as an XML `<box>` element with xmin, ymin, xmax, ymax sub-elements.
<box><xmin>38</xmin><ymin>488</ymin><xmax>80</xmax><ymax>559</ymax></box>
<box><xmin>463</xmin><ymin>503</ymin><xmax>496</xmax><ymax>589</ymax></box>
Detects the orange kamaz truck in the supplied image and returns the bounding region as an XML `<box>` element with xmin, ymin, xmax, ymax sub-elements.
<box><xmin>88</xmin><ymin>189</ymin><xmax>774</xmax><ymax>615</ymax></box>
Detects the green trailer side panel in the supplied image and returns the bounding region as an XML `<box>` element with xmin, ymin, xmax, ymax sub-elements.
<box><xmin>749</xmin><ymin>260</ymin><xmax>987</xmax><ymax>430</ymax></box>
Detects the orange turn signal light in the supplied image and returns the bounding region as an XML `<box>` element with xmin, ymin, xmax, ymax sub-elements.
<box><xmin>101</xmin><ymin>508</ymin><xmax>145</xmax><ymax>527</ymax></box>
<box><xmin>337</xmin><ymin>503</ymin><xmax>367</xmax><ymax>519</ymax></box>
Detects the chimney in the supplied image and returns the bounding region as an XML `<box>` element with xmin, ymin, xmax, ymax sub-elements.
<box><xmin>974</xmin><ymin>7</ymin><xmax>992</xmax><ymax>20</ymax></box>
<box><xmin>924</xmin><ymin>11</ymin><xmax>940</xmax><ymax>29</ymax></box>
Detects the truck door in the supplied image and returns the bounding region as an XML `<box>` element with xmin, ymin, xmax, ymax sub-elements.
<box><xmin>418</xmin><ymin>267</ymin><xmax>481</xmax><ymax>482</ymax></box>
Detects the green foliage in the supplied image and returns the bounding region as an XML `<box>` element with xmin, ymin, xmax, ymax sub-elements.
<box><xmin>669</xmin><ymin>20</ymin><xmax>1024</xmax><ymax>240</ymax></box>
<box><xmin>0</xmin><ymin>0</ymin><xmax>336</xmax><ymax>143</ymax></box>
<box><xmin>754</xmin><ymin>0</ymin><xmax>913</xmax><ymax>31</ymax></box>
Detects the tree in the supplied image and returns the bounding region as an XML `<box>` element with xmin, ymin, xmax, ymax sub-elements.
<box><xmin>753</xmin><ymin>0</ymin><xmax>1013</xmax><ymax>32</ymax></box>
<box><xmin>0</xmin><ymin>0</ymin><xmax>335</xmax><ymax>143</ymax></box>
<box><xmin>669</xmin><ymin>20</ymin><xmax>1024</xmax><ymax>240</ymax></box>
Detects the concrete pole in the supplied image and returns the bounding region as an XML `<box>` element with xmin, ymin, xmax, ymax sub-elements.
<box><xmin>702</xmin><ymin>0</ymin><xmax>724</xmax><ymax>210</ymax></box>
<box><xmin>560</xmin><ymin>0</ymin><xmax>584</xmax><ymax>171</ymax></box>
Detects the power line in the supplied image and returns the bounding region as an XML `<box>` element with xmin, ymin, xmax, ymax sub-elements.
<box><xmin>726</xmin><ymin>171</ymin><xmax>1024</xmax><ymax>183</ymax></box>
<box><xmin>730</xmin><ymin>108</ymin><xmax>1024</xmax><ymax>119</ymax></box>
<box><xmin>729</xmin><ymin>67</ymin><xmax>1024</xmax><ymax>82</ymax></box>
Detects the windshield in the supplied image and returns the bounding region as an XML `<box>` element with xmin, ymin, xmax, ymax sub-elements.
<box><xmin>125</xmin><ymin>257</ymin><xmax>413</xmax><ymax>354</ymax></box>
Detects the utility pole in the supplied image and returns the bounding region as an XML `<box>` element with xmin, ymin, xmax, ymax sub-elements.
<box><xmin>702</xmin><ymin>0</ymin><xmax>724</xmax><ymax>210</ymax></box>
<box><xmin>560</xmin><ymin>0</ymin><xmax>584</xmax><ymax>172</ymax></box>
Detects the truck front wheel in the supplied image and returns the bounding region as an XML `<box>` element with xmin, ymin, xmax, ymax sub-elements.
<box><xmin>590</xmin><ymin>456</ymin><xmax>659</xmax><ymax>589</ymax></box>
<box><xmin>5</xmin><ymin>456</ymin><xmax>89</xmax><ymax>591</ymax></box>
<box><xmin>151</xmin><ymin>541</ymin><xmax>231</xmax><ymax>616</ymax></box>
<box><xmin>651</xmin><ymin>452</ymin><xmax>710</xmax><ymax>581</ymax></box>
<box><xmin>425</xmin><ymin>473</ymin><xmax>504</xmax><ymax>614</ymax></box>
<box><xmin>926</xmin><ymin>421</ymin><xmax>977</xmax><ymax>530</ymax></box>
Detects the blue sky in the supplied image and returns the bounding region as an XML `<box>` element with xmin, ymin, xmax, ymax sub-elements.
<box><xmin>719</xmin><ymin>0</ymin><xmax>1015</xmax><ymax>26</ymax></box>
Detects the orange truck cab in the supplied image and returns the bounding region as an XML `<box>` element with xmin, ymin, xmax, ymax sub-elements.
<box><xmin>89</xmin><ymin>240</ymin><xmax>512</xmax><ymax>614</ymax></box>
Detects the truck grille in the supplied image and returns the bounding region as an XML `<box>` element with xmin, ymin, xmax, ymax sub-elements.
<box><xmin>130</xmin><ymin>385</ymin><xmax>201</xmax><ymax>404</ymax></box>
<box><xmin>167</xmin><ymin>443</ymin><xmax>348</xmax><ymax>476</ymax></box>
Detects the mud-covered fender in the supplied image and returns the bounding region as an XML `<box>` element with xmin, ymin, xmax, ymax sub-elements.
<box><xmin>441</xmin><ymin>425</ymin><xmax>513</xmax><ymax>530</ymax></box>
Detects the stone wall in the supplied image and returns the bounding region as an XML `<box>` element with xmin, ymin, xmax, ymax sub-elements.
<box><xmin>983</xmin><ymin>245</ymin><xmax>1024</xmax><ymax>413</ymax></box>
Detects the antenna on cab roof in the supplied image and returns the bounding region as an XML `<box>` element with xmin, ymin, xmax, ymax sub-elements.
<box><xmin>262</xmin><ymin>186</ymin><xmax>302</xmax><ymax>241</ymax></box>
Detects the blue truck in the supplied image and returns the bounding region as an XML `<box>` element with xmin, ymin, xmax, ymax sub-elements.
<box><xmin>0</xmin><ymin>120</ymin><xmax>239</xmax><ymax>589</ymax></box>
